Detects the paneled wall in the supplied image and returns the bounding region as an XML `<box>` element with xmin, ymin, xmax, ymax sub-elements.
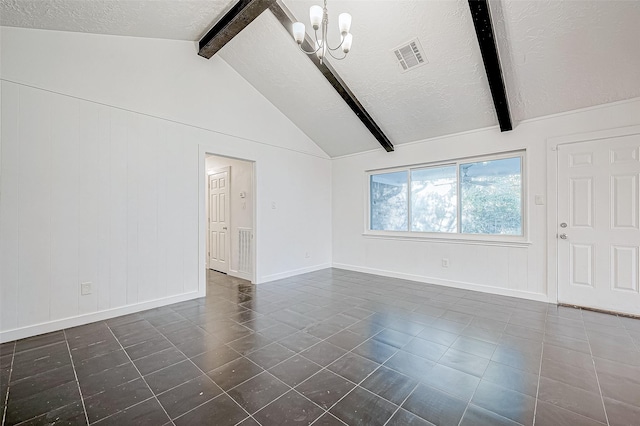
<box><xmin>332</xmin><ymin>99</ymin><xmax>640</xmax><ymax>302</ymax></box>
<box><xmin>1</xmin><ymin>82</ymin><xmax>199</xmax><ymax>337</ymax></box>
<box><xmin>0</xmin><ymin>27</ymin><xmax>332</xmax><ymax>342</ymax></box>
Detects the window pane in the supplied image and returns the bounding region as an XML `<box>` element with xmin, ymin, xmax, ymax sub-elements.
<box><xmin>460</xmin><ymin>157</ymin><xmax>522</xmax><ymax>235</ymax></box>
<box><xmin>411</xmin><ymin>166</ymin><xmax>457</xmax><ymax>232</ymax></box>
<box><xmin>370</xmin><ymin>171</ymin><xmax>408</xmax><ymax>231</ymax></box>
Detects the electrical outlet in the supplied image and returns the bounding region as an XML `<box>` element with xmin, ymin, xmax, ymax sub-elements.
<box><xmin>81</xmin><ymin>282</ymin><xmax>92</xmax><ymax>296</ymax></box>
<box><xmin>441</xmin><ymin>258</ymin><xmax>449</xmax><ymax>268</ymax></box>
<box><xmin>305</xmin><ymin>252</ymin><xmax>310</xmax><ymax>258</ymax></box>
<box><xmin>271</xmin><ymin>201</ymin><xmax>277</xmax><ymax>209</ymax></box>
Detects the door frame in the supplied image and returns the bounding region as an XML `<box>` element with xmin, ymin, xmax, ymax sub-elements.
<box><xmin>198</xmin><ymin>148</ymin><xmax>258</xmax><ymax>299</ymax></box>
<box><xmin>207</xmin><ymin>166</ymin><xmax>231</xmax><ymax>273</ymax></box>
<box><xmin>546</xmin><ymin>124</ymin><xmax>640</xmax><ymax>305</ymax></box>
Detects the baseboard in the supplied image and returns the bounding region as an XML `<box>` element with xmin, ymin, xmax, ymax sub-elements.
<box><xmin>0</xmin><ymin>291</ymin><xmax>201</xmax><ymax>343</ymax></box>
<box><xmin>228</xmin><ymin>269</ymin><xmax>252</xmax><ymax>282</ymax></box>
<box><xmin>258</xmin><ymin>263</ymin><xmax>332</xmax><ymax>284</ymax></box>
<box><xmin>332</xmin><ymin>263</ymin><xmax>549</xmax><ymax>303</ymax></box>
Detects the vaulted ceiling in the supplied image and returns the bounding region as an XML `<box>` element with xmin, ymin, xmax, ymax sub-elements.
<box><xmin>2</xmin><ymin>0</ymin><xmax>639</xmax><ymax>157</ymax></box>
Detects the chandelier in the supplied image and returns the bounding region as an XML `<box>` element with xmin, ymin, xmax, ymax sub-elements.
<box><xmin>291</xmin><ymin>0</ymin><xmax>353</xmax><ymax>65</ymax></box>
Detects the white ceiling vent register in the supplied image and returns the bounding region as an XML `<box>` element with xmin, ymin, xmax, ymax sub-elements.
<box><xmin>393</xmin><ymin>38</ymin><xmax>427</xmax><ymax>72</ymax></box>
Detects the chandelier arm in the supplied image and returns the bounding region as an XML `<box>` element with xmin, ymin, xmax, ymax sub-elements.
<box><xmin>298</xmin><ymin>45</ymin><xmax>321</xmax><ymax>55</ymax></box>
<box><xmin>326</xmin><ymin>37</ymin><xmax>345</xmax><ymax>52</ymax></box>
<box><xmin>297</xmin><ymin>29</ymin><xmax>322</xmax><ymax>55</ymax></box>
<box><xmin>326</xmin><ymin>49</ymin><xmax>347</xmax><ymax>60</ymax></box>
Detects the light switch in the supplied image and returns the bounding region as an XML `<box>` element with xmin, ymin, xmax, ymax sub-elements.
<box><xmin>535</xmin><ymin>195</ymin><xmax>545</xmax><ymax>205</ymax></box>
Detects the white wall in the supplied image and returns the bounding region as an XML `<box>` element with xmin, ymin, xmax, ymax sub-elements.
<box><xmin>206</xmin><ymin>155</ymin><xmax>254</xmax><ymax>278</ymax></box>
<box><xmin>0</xmin><ymin>27</ymin><xmax>332</xmax><ymax>342</ymax></box>
<box><xmin>332</xmin><ymin>98</ymin><xmax>640</xmax><ymax>302</ymax></box>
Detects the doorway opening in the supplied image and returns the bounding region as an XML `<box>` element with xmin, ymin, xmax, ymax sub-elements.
<box><xmin>205</xmin><ymin>154</ymin><xmax>255</xmax><ymax>283</ymax></box>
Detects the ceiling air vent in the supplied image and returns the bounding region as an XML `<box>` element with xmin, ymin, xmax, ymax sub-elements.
<box><xmin>392</xmin><ymin>38</ymin><xmax>427</xmax><ymax>72</ymax></box>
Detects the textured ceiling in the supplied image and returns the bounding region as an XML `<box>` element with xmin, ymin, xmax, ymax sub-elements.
<box><xmin>225</xmin><ymin>0</ymin><xmax>640</xmax><ymax>156</ymax></box>
<box><xmin>281</xmin><ymin>0</ymin><xmax>499</xmax><ymax>152</ymax></box>
<box><xmin>219</xmin><ymin>11</ymin><xmax>381</xmax><ymax>157</ymax></box>
<box><xmin>2</xmin><ymin>0</ymin><xmax>639</xmax><ymax>157</ymax></box>
<box><xmin>0</xmin><ymin>0</ymin><xmax>236</xmax><ymax>40</ymax></box>
<box><xmin>499</xmin><ymin>0</ymin><xmax>640</xmax><ymax>122</ymax></box>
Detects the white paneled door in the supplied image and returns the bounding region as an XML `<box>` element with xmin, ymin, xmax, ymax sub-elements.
<box><xmin>208</xmin><ymin>171</ymin><xmax>229</xmax><ymax>274</ymax></box>
<box><xmin>557</xmin><ymin>134</ymin><xmax>640</xmax><ymax>315</ymax></box>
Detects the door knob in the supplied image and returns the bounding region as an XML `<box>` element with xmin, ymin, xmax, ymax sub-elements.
<box><xmin>559</xmin><ymin>233</ymin><xmax>568</xmax><ymax>239</ymax></box>
<box><xmin>560</xmin><ymin>222</ymin><xmax>567</xmax><ymax>228</ymax></box>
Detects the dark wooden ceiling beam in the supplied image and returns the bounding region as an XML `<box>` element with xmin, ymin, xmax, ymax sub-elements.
<box><xmin>197</xmin><ymin>0</ymin><xmax>394</xmax><ymax>152</ymax></box>
<box><xmin>468</xmin><ymin>0</ymin><xmax>513</xmax><ymax>131</ymax></box>
<box><xmin>198</xmin><ymin>0</ymin><xmax>274</xmax><ymax>59</ymax></box>
<box><xmin>269</xmin><ymin>1</ymin><xmax>393</xmax><ymax>152</ymax></box>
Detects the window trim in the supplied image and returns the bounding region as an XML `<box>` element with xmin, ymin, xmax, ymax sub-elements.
<box><xmin>365</xmin><ymin>150</ymin><xmax>528</xmax><ymax>244</ymax></box>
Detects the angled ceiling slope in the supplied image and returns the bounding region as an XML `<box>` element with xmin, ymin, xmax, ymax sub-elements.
<box><xmin>0</xmin><ymin>0</ymin><xmax>238</xmax><ymax>40</ymax></box>
<box><xmin>219</xmin><ymin>11</ymin><xmax>384</xmax><ymax>157</ymax></box>
<box><xmin>197</xmin><ymin>0</ymin><xmax>394</xmax><ymax>155</ymax></box>
<box><xmin>2</xmin><ymin>1</ymin><xmax>639</xmax><ymax>157</ymax></box>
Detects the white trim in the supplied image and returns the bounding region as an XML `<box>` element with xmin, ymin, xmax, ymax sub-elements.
<box><xmin>198</xmin><ymin>148</ymin><xmax>208</xmax><ymax>297</ymax></box>
<box><xmin>0</xmin><ymin>291</ymin><xmax>200</xmax><ymax>343</ymax></box>
<box><xmin>258</xmin><ymin>263</ymin><xmax>332</xmax><ymax>284</ymax></box>
<box><xmin>251</xmin><ymin>161</ymin><xmax>258</xmax><ymax>283</ymax></box>
<box><xmin>547</xmin><ymin>124</ymin><xmax>640</xmax><ymax>146</ymax></box>
<box><xmin>546</xmin><ymin>139</ymin><xmax>559</xmax><ymax>304</ymax></box>
<box><xmin>361</xmin><ymin>233</ymin><xmax>532</xmax><ymax>248</ymax></box>
<box><xmin>332</xmin><ymin>124</ymin><xmax>501</xmax><ymax>160</ymax></box>
<box><xmin>332</xmin><ymin>97</ymin><xmax>640</xmax><ymax>160</ymax></box>
<box><xmin>332</xmin><ymin>263</ymin><xmax>549</xmax><ymax>303</ymax></box>
<box><xmin>200</xmin><ymin>147</ymin><xmax>258</xmax><ymax>286</ymax></box>
<box><xmin>519</xmin><ymin>98</ymin><xmax>640</xmax><ymax>125</ymax></box>
<box><xmin>546</xmin><ymin>124</ymin><xmax>640</xmax><ymax>306</ymax></box>
<box><xmin>0</xmin><ymin>78</ymin><xmax>330</xmax><ymax>160</ymax></box>
<box><xmin>228</xmin><ymin>269</ymin><xmax>252</xmax><ymax>281</ymax></box>
<box><xmin>365</xmin><ymin>151</ymin><xmax>526</xmax><ymax>241</ymax></box>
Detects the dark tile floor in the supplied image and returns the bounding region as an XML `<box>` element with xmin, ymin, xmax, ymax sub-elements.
<box><xmin>2</xmin><ymin>269</ymin><xmax>640</xmax><ymax>425</ymax></box>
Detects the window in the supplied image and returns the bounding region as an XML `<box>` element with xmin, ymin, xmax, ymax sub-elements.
<box><xmin>368</xmin><ymin>153</ymin><xmax>524</xmax><ymax>237</ymax></box>
<box><xmin>411</xmin><ymin>166</ymin><xmax>457</xmax><ymax>233</ymax></box>
<box><xmin>370</xmin><ymin>171</ymin><xmax>408</xmax><ymax>231</ymax></box>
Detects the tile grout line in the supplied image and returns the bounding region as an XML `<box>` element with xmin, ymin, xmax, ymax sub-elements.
<box><xmin>584</xmin><ymin>310</ymin><xmax>611</xmax><ymax>426</ymax></box>
<box><xmin>145</xmin><ymin>322</ymin><xmax>262</xmax><ymax>426</ymax></box>
<box><xmin>215</xmin><ymin>313</ymin><xmax>398</xmax><ymax>425</ymax></box>
<box><xmin>300</xmin><ymin>334</ymin><xmax>402</xmax><ymax>424</ymax></box>
<box><xmin>235</xmin><ymin>289</ymin><xmax>520</xmax><ymax>425</ymax></box>
<box><xmin>531</xmin><ymin>304</ymin><xmax>549</xmax><ymax>426</ymax></box>
<box><xmin>381</xmin><ymin>382</ymin><xmax>420</xmax><ymax>426</ymax></box>
<box><xmin>62</xmin><ymin>329</ymin><xmax>90</xmax><ymax>426</ymax></box>
<box><xmin>454</xmin><ymin>316</ymin><xmax>511</xmax><ymax>426</ymax></box>
<box><xmin>91</xmin><ymin>396</ymin><xmax>159</xmax><ymax>425</ymax></box>
<box><xmin>1</xmin><ymin>342</ymin><xmax>16</xmax><ymax>426</ymax></box>
<box><xmin>8</xmin><ymin>271</ymin><xmax>623</xmax><ymax>426</ymax></box>
<box><xmin>199</xmin><ymin>312</ymin><xmax>378</xmax><ymax>424</ymax></box>
<box><xmin>103</xmin><ymin>325</ymin><xmax>176</xmax><ymax>425</ymax></box>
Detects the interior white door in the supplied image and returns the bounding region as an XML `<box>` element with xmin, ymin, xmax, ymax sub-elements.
<box><xmin>557</xmin><ymin>134</ymin><xmax>640</xmax><ymax>315</ymax></box>
<box><xmin>208</xmin><ymin>171</ymin><xmax>229</xmax><ymax>274</ymax></box>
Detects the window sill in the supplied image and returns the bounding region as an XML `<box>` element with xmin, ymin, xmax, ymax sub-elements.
<box><xmin>361</xmin><ymin>232</ymin><xmax>532</xmax><ymax>247</ymax></box>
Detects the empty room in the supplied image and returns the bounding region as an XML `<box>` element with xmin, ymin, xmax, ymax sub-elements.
<box><xmin>1</xmin><ymin>0</ymin><xmax>639</xmax><ymax>425</ymax></box>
